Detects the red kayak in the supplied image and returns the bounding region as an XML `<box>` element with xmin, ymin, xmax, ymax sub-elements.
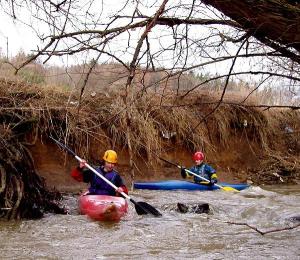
<box><xmin>79</xmin><ymin>193</ymin><xmax>128</xmax><ymax>221</ymax></box>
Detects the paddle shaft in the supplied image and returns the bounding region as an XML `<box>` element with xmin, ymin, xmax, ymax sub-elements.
<box><xmin>50</xmin><ymin>136</ymin><xmax>130</xmax><ymax>200</ymax></box>
<box><xmin>78</xmin><ymin>156</ymin><xmax>131</xmax><ymax>198</ymax></box>
<box><xmin>159</xmin><ymin>157</ymin><xmax>226</xmax><ymax>190</ymax></box>
<box><xmin>50</xmin><ymin>136</ymin><xmax>162</xmax><ymax>216</ymax></box>
<box><xmin>75</xmin><ymin>158</ymin><xmax>148</xmax><ymax>209</ymax></box>
<box><xmin>183</xmin><ymin>167</ymin><xmax>226</xmax><ymax>190</ymax></box>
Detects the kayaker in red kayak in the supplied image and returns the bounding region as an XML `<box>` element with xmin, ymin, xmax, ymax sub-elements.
<box><xmin>180</xmin><ymin>151</ymin><xmax>218</xmax><ymax>186</ymax></box>
<box><xmin>71</xmin><ymin>150</ymin><xmax>128</xmax><ymax>196</ymax></box>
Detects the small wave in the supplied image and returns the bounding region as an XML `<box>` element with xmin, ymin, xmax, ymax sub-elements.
<box><xmin>240</xmin><ymin>186</ymin><xmax>277</xmax><ymax>198</ymax></box>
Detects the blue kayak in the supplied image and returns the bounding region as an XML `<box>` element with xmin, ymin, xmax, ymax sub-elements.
<box><xmin>134</xmin><ymin>180</ymin><xmax>249</xmax><ymax>191</ymax></box>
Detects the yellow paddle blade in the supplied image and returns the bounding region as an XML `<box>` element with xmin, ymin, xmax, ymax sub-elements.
<box><xmin>221</xmin><ymin>186</ymin><xmax>240</xmax><ymax>192</ymax></box>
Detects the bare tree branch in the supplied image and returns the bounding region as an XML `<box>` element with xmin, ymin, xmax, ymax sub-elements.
<box><xmin>226</xmin><ymin>221</ymin><xmax>300</xmax><ymax>236</ymax></box>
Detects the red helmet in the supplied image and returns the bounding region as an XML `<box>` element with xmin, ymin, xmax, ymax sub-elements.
<box><xmin>193</xmin><ymin>151</ymin><xmax>204</xmax><ymax>161</ymax></box>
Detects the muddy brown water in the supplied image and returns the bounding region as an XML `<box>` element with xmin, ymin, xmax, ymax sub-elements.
<box><xmin>1</xmin><ymin>185</ymin><xmax>299</xmax><ymax>259</ymax></box>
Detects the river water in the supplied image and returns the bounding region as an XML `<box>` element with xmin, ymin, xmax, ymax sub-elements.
<box><xmin>1</xmin><ymin>185</ymin><xmax>299</xmax><ymax>259</ymax></box>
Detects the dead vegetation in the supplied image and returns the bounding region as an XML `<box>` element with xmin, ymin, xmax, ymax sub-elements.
<box><xmin>0</xmin><ymin>78</ymin><xmax>299</xmax><ymax>219</ymax></box>
<box><xmin>0</xmin><ymin>80</ymin><xmax>66</xmax><ymax>219</ymax></box>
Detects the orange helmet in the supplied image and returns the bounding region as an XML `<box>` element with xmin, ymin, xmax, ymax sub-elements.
<box><xmin>103</xmin><ymin>150</ymin><xmax>117</xmax><ymax>163</ymax></box>
<box><xmin>193</xmin><ymin>151</ymin><xmax>204</xmax><ymax>161</ymax></box>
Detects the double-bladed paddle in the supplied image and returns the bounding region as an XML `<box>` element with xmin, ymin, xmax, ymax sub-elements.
<box><xmin>50</xmin><ymin>136</ymin><xmax>162</xmax><ymax>217</ymax></box>
<box><xmin>158</xmin><ymin>157</ymin><xmax>239</xmax><ymax>192</ymax></box>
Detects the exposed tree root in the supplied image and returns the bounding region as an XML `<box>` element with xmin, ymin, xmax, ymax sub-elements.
<box><xmin>0</xmin><ymin>165</ymin><xmax>6</xmax><ymax>193</ymax></box>
<box><xmin>0</xmin><ymin>140</ymin><xmax>67</xmax><ymax>220</ymax></box>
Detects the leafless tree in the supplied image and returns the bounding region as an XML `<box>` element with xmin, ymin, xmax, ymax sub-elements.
<box><xmin>1</xmin><ymin>0</ymin><xmax>299</xmax><ymax>102</ymax></box>
<box><xmin>1</xmin><ymin>0</ymin><xmax>300</xmax><ymax>178</ymax></box>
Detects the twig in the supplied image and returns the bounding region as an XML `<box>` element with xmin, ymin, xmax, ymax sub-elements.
<box><xmin>226</xmin><ymin>221</ymin><xmax>300</xmax><ymax>235</ymax></box>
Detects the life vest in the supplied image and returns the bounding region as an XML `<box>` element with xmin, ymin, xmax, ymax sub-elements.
<box><xmin>189</xmin><ymin>164</ymin><xmax>216</xmax><ymax>184</ymax></box>
<box><xmin>88</xmin><ymin>167</ymin><xmax>119</xmax><ymax>196</ymax></box>
<box><xmin>71</xmin><ymin>165</ymin><xmax>128</xmax><ymax>196</ymax></box>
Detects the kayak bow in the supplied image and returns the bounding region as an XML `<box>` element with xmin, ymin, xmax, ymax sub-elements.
<box><xmin>79</xmin><ymin>193</ymin><xmax>128</xmax><ymax>221</ymax></box>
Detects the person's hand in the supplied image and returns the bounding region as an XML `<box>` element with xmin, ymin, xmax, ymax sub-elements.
<box><xmin>210</xmin><ymin>178</ymin><xmax>217</xmax><ymax>185</ymax></box>
<box><xmin>79</xmin><ymin>160</ymin><xmax>86</xmax><ymax>169</ymax></box>
<box><xmin>116</xmin><ymin>187</ymin><xmax>124</xmax><ymax>194</ymax></box>
<box><xmin>181</xmin><ymin>167</ymin><xmax>187</xmax><ymax>179</ymax></box>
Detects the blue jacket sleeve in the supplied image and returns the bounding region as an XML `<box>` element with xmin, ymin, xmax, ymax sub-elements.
<box><xmin>205</xmin><ymin>165</ymin><xmax>216</xmax><ymax>174</ymax></box>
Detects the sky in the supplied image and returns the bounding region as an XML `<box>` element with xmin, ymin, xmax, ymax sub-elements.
<box><xmin>0</xmin><ymin>13</ymin><xmax>85</xmax><ymax>67</ymax></box>
<box><xmin>0</xmin><ymin>0</ymin><xmax>158</xmax><ymax>66</ymax></box>
<box><xmin>0</xmin><ymin>15</ymin><xmax>39</xmax><ymax>58</ymax></box>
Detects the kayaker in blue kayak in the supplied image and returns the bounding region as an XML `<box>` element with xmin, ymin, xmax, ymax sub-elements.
<box><xmin>71</xmin><ymin>150</ymin><xmax>128</xmax><ymax>196</ymax></box>
<box><xmin>180</xmin><ymin>151</ymin><xmax>218</xmax><ymax>185</ymax></box>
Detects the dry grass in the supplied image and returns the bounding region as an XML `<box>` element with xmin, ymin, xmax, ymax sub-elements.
<box><xmin>0</xmin><ymin>77</ymin><xmax>299</xmax><ymax>184</ymax></box>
